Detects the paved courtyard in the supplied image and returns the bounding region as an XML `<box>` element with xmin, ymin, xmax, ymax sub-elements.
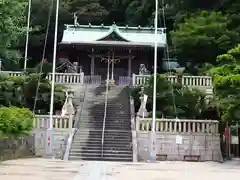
<box><xmin>0</xmin><ymin>158</ymin><xmax>239</xmax><ymax>180</ymax></box>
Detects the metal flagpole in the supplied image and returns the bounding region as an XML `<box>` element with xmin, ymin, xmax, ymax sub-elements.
<box><xmin>150</xmin><ymin>0</ymin><xmax>158</xmax><ymax>162</ymax></box>
<box><xmin>24</xmin><ymin>0</ymin><xmax>32</xmax><ymax>71</ymax></box>
<box><xmin>46</xmin><ymin>0</ymin><xmax>59</xmax><ymax>157</ymax></box>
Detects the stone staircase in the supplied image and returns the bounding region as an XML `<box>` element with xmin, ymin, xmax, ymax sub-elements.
<box><xmin>68</xmin><ymin>85</ymin><xmax>133</xmax><ymax>161</ymax></box>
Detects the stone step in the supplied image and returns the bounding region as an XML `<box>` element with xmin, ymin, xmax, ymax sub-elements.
<box><xmin>78</xmin><ymin>124</ymin><xmax>131</xmax><ymax>129</ymax></box>
<box><xmin>71</xmin><ymin>143</ymin><xmax>100</xmax><ymax>148</ymax></box>
<box><xmin>75</xmin><ymin>132</ymin><xmax>132</xmax><ymax>138</ymax></box>
<box><xmin>79</xmin><ymin>122</ymin><xmax>131</xmax><ymax>126</ymax></box>
<box><xmin>71</xmin><ymin>139</ymin><xmax>132</xmax><ymax>146</ymax></box>
<box><xmin>69</xmin><ymin>152</ymin><xmax>132</xmax><ymax>158</ymax></box>
<box><xmin>71</xmin><ymin>141</ymin><xmax>132</xmax><ymax>147</ymax></box>
<box><xmin>77</xmin><ymin>127</ymin><xmax>132</xmax><ymax>131</ymax></box>
<box><xmin>70</xmin><ymin>149</ymin><xmax>132</xmax><ymax>155</ymax></box>
<box><xmin>76</xmin><ymin>129</ymin><xmax>132</xmax><ymax>133</ymax></box>
<box><xmin>71</xmin><ymin>145</ymin><xmax>132</xmax><ymax>151</ymax></box>
<box><xmin>72</xmin><ymin>138</ymin><xmax>131</xmax><ymax>143</ymax></box>
<box><xmin>79</xmin><ymin>121</ymin><xmax>130</xmax><ymax>124</ymax></box>
<box><xmin>80</xmin><ymin>116</ymin><xmax>130</xmax><ymax>119</ymax></box>
<box><xmin>73</xmin><ymin>136</ymin><xmax>132</xmax><ymax>141</ymax></box>
<box><xmin>75</xmin><ymin>131</ymin><xmax>132</xmax><ymax>137</ymax></box>
<box><xmin>68</xmin><ymin>155</ymin><xmax>133</xmax><ymax>161</ymax></box>
<box><xmin>79</xmin><ymin>120</ymin><xmax>130</xmax><ymax>123</ymax></box>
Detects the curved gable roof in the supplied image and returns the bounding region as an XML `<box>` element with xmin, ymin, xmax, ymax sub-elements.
<box><xmin>61</xmin><ymin>24</ymin><xmax>166</xmax><ymax>47</ymax></box>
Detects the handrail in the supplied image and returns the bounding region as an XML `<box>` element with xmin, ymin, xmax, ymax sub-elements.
<box><xmin>130</xmin><ymin>96</ymin><xmax>136</xmax><ymax>130</ymax></box>
<box><xmin>101</xmin><ymin>74</ymin><xmax>109</xmax><ymax>157</ymax></box>
<box><xmin>101</xmin><ymin>82</ymin><xmax>109</xmax><ymax>157</ymax></box>
<box><xmin>63</xmin><ymin>85</ymin><xmax>87</xmax><ymax>160</ymax></box>
<box><xmin>129</xmin><ymin>94</ymin><xmax>138</xmax><ymax>162</ymax></box>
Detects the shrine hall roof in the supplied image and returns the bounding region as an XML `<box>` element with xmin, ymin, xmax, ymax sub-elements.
<box><xmin>60</xmin><ymin>23</ymin><xmax>167</xmax><ymax>47</ymax></box>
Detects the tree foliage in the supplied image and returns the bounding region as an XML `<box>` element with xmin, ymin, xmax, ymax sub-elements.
<box><xmin>0</xmin><ymin>107</ymin><xmax>33</xmax><ymax>137</ymax></box>
<box><xmin>0</xmin><ymin>73</ymin><xmax>66</xmax><ymax>114</ymax></box>
<box><xmin>1</xmin><ymin>0</ymin><xmax>239</xmax><ymax>70</ymax></box>
<box><xmin>0</xmin><ymin>0</ymin><xmax>27</xmax><ymax>70</ymax></box>
<box><xmin>209</xmin><ymin>44</ymin><xmax>240</xmax><ymax>124</ymax></box>
<box><xmin>171</xmin><ymin>11</ymin><xmax>239</xmax><ymax>70</ymax></box>
<box><xmin>131</xmin><ymin>74</ymin><xmax>207</xmax><ymax>119</ymax></box>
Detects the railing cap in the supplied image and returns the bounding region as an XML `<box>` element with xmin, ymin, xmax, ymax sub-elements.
<box><xmin>142</xmin><ymin>118</ymin><xmax>219</xmax><ymax>123</ymax></box>
<box><xmin>34</xmin><ymin>114</ymin><xmax>69</xmax><ymax>118</ymax></box>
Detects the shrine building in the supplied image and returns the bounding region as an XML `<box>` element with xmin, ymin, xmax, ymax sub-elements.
<box><xmin>58</xmin><ymin>23</ymin><xmax>167</xmax><ymax>80</ymax></box>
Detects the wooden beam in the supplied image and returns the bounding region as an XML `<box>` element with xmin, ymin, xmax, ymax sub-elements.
<box><xmin>88</xmin><ymin>54</ymin><xmax>134</xmax><ymax>59</ymax></box>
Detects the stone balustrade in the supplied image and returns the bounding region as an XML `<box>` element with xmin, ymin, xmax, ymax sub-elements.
<box><xmin>1</xmin><ymin>71</ymin><xmax>213</xmax><ymax>89</ymax></box>
<box><xmin>2</xmin><ymin>71</ymin><xmax>84</xmax><ymax>85</ymax></box>
<box><xmin>132</xmin><ymin>74</ymin><xmax>212</xmax><ymax>88</ymax></box>
<box><xmin>47</xmin><ymin>72</ymin><xmax>84</xmax><ymax>84</ymax></box>
<box><xmin>2</xmin><ymin>71</ymin><xmax>23</xmax><ymax>77</ymax></box>
<box><xmin>138</xmin><ymin>118</ymin><xmax>219</xmax><ymax>134</ymax></box>
<box><xmin>34</xmin><ymin>115</ymin><xmax>73</xmax><ymax>129</ymax></box>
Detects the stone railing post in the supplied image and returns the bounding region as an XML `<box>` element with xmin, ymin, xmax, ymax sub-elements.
<box><xmin>136</xmin><ymin>116</ymin><xmax>140</xmax><ymax>132</ymax></box>
<box><xmin>132</xmin><ymin>73</ymin><xmax>136</xmax><ymax>86</ymax></box>
<box><xmin>68</xmin><ymin>114</ymin><xmax>74</xmax><ymax>129</ymax></box>
<box><xmin>80</xmin><ymin>72</ymin><xmax>84</xmax><ymax>84</ymax></box>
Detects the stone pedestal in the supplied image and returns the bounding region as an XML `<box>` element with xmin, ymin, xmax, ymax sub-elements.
<box><xmin>137</xmin><ymin>108</ymin><xmax>149</xmax><ymax>118</ymax></box>
<box><xmin>137</xmin><ymin>87</ymin><xmax>149</xmax><ymax>118</ymax></box>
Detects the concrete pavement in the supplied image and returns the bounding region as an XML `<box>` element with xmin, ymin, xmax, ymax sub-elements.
<box><xmin>0</xmin><ymin>158</ymin><xmax>239</xmax><ymax>180</ymax></box>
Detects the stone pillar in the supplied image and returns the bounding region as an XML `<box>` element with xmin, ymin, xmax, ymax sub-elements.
<box><xmin>111</xmin><ymin>60</ymin><xmax>114</xmax><ymax>80</ymax></box>
<box><xmin>128</xmin><ymin>50</ymin><xmax>132</xmax><ymax>78</ymax></box>
<box><xmin>90</xmin><ymin>48</ymin><xmax>95</xmax><ymax>75</ymax></box>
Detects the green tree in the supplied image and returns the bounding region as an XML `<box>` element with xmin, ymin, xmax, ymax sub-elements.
<box><xmin>70</xmin><ymin>0</ymin><xmax>109</xmax><ymax>24</ymax></box>
<box><xmin>0</xmin><ymin>0</ymin><xmax>27</xmax><ymax>70</ymax></box>
<box><xmin>131</xmin><ymin>74</ymin><xmax>206</xmax><ymax>119</ymax></box>
<box><xmin>171</xmin><ymin>11</ymin><xmax>239</xmax><ymax>73</ymax></box>
<box><xmin>0</xmin><ymin>73</ymin><xmax>66</xmax><ymax>114</ymax></box>
<box><xmin>210</xmin><ymin>44</ymin><xmax>240</xmax><ymax>125</ymax></box>
<box><xmin>0</xmin><ymin>107</ymin><xmax>33</xmax><ymax>138</ymax></box>
<box><xmin>216</xmin><ymin>0</ymin><xmax>240</xmax><ymax>33</ymax></box>
<box><xmin>22</xmin><ymin>0</ymin><xmax>72</xmax><ymax>67</ymax></box>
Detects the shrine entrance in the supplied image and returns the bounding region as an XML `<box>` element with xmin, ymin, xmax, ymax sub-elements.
<box><xmin>92</xmin><ymin>50</ymin><xmax>133</xmax><ymax>85</ymax></box>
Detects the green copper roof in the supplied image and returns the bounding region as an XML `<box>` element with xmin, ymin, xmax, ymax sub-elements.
<box><xmin>60</xmin><ymin>23</ymin><xmax>167</xmax><ymax>47</ymax></box>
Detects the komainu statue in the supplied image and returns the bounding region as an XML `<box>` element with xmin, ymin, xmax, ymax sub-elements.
<box><xmin>139</xmin><ymin>64</ymin><xmax>149</xmax><ymax>75</ymax></box>
<box><xmin>66</xmin><ymin>62</ymin><xmax>78</xmax><ymax>73</ymax></box>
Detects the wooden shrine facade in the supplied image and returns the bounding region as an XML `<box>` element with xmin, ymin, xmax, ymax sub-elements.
<box><xmin>58</xmin><ymin>23</ymin><xmax>167</xmax><ymax>79</ymax></box>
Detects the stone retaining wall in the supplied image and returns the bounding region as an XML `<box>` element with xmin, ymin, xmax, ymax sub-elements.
<box><xmin>33</xmin><ymin>129</ymin><xmax>70</xmax><ymax>158</ymax></box>
<box><xmin>0</xmin><ymin>136</ymin><xmax>35</xmax><ymax>161</ymax></box>
<box><xmin>138</xmin><ymin>132</ymin><xmax>222</xmax><ymax>161</ymax></box>
<box><xmin>136</xmin><ymin>118</ymin><xmax>223</xmax><ymax>162</ymax></box>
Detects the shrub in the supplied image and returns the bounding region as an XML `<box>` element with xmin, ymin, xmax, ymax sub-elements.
<box><xmin>0</xmin><ymin>107</ymin><xmax>34</xmax><ymax>138</ymax></box>
<box><xmin>0</xmin><ymin>73</ymin><xmax>66</xmax><ymax>114</ymax></box>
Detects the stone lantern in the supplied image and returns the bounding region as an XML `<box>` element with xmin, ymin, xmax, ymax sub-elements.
<box><xmin>175</xmin><ymin>67</ymin><xmax>185</xmax><ymax>84</ymax></box>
